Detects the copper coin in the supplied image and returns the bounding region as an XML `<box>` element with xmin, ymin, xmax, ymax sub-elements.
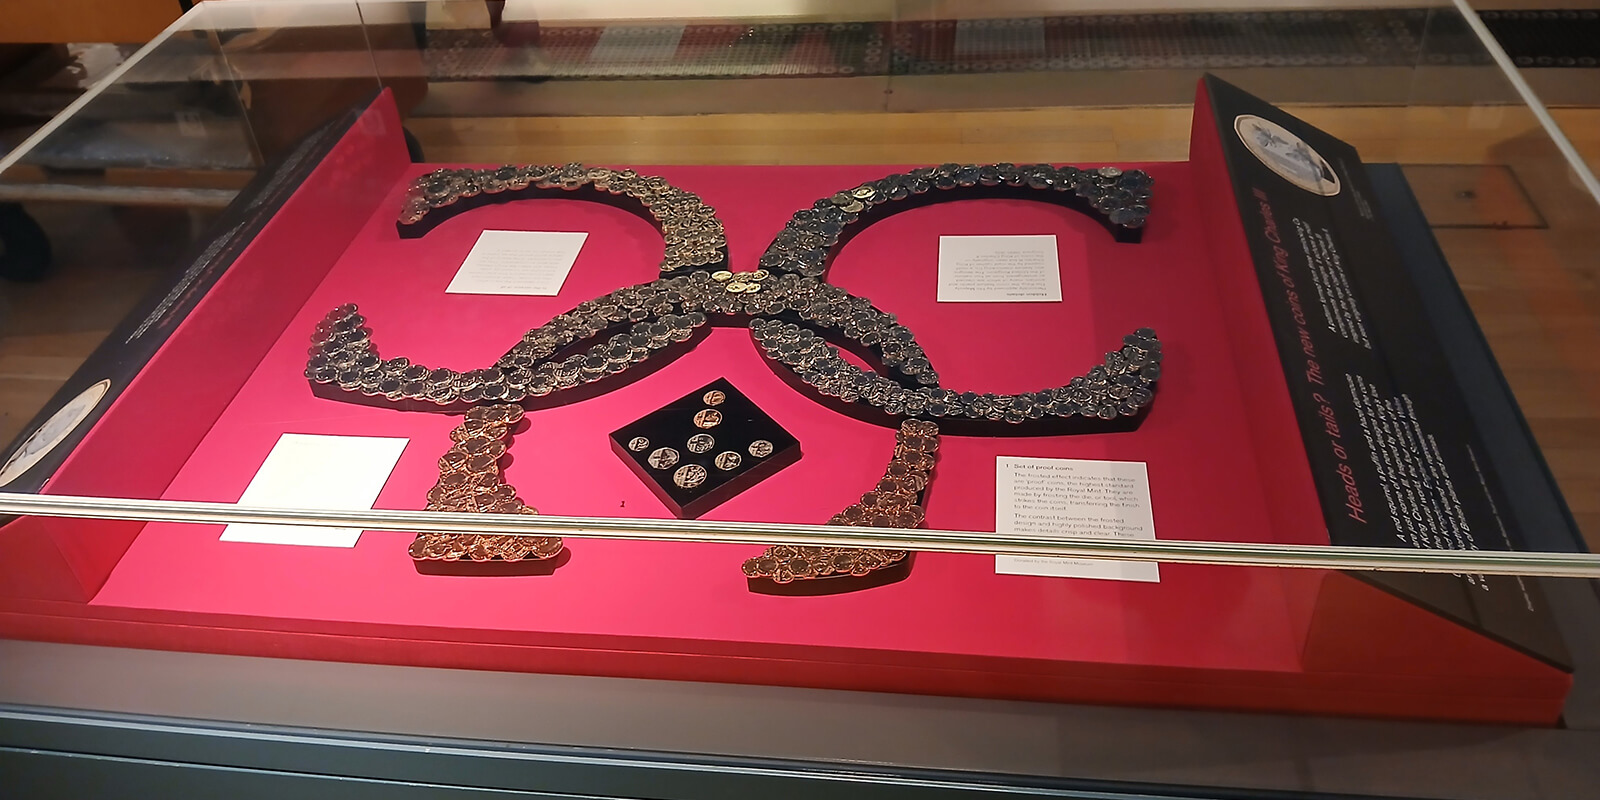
<box><xmin>748</xmin><ymin>439</ymin><xmax>774</xmax><ymax>458</ymax></box>
<box><xmin>686</xmin><ymin>433</ymin><xmax>715</xmax><ymax>454</ymax></box>
<box><xmin>673</xmin><ymin>464</ymin><xmax>707</xmax><ymax>488</ymax></box>
<box><xmin>702</xmin><ymin>390</ymin><xmax>726</xmax><ymax>406</ymax></box>
<box><xmin>647</xmin><ymin>447</ymin><xmax>680</xmax><ymax>469</ymax></box>
<box><xmin>886</xmin><ymin>461</ymin><xmax>927</xmax><ymax>491</ymax></box>
<box><xmin>714</xmin><ymin>451</ymin><xmax>742</xmax><ymax>471</ymax></box>
<box><xmin>692</xmin><ymin>409</ymin><xmax>722</xmax><ymax>429</ymax></box>
<box><xmin>627</xmin><ymin>436</ymin><xmax>650</xmax><ymax>452</ymax></box>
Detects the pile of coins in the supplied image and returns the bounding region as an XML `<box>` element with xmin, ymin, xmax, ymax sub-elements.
<box><xmin>309</xmin><ymin>163</ymin><xmax>1167</xmax><ymax>585</ymax></box>
<box><xmin>398</xmin><ymin>164</ymin><xmax>726</xmax><ymax>272</ymax></box>
<box><xmin>752</xmin><ymin>319</ymin><xmax>1160</xmax><ymax>423</ymax></box>
<box><xmin>318</xmin><ymin>163</ymin><xmax>1162</xmax><ymax>427</ymax></box>
<box><xmin>710</xmin><ymin>269</ymin><xmax>769</xmax><ymax>294</ymax></box>
<box><xmin>741</xmin><ymin>419</ymin><xmax>938</xmax><ymax>584</ymax></box>
<box><xmin>407</xmin><ymin>404</ymin><xmax>564</xmax><ymax>563</ymax></box>
<box><xmin>758</xmin><ymin>163</ymin><xmax>1153</xmax><ymax>279</ymax></box>
<box><xmin>307</xmin><ymin>301</ymin><xmax>710</xmax><ymax>410</ymax></box>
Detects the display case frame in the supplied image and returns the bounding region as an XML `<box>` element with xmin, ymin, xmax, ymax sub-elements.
<box><xmin>2</xmin><ymin>1</ymin><xmax>1600</xmax><ymax>797</ymax></box>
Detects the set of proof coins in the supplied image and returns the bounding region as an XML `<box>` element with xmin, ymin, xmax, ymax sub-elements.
<box><xmin>626</xmin><ymin>389</ymin><xmax>774</xmax><ymax>489</ymax></box>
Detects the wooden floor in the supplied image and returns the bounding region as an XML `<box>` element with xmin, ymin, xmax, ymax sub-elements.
<box><xmin>2</xmin><ymin>101</ymin><xmax>1598</xmax><ymax>551</ymax></box>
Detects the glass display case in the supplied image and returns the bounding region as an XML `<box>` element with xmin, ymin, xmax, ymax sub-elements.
<box><xmin>2</xmin><ymin>1</ymin><xmax>1598</xmax><ymax>797</ymax></box>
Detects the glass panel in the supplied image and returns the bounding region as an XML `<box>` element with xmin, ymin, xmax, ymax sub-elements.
<box><xmin>2</xmin><ymin>2</ymin><xmax>1599</xmax><ymax>797</ymax></box>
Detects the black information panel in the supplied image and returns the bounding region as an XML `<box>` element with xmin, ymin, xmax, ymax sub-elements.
<box><xmin>0</xmin><ymin>93</ymin><xmax>383</xmax><ymax>496</ymax></box>
<box><xmin>1204</xmin><ymin>75</ymin><xmax>1570</xmax><ymax>667</ymax></box>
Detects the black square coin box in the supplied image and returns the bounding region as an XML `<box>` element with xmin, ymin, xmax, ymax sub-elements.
<box><xmin>610</xmin><ymin>378</ymin><xmax>800</xmax><ymax>518</ymax></box>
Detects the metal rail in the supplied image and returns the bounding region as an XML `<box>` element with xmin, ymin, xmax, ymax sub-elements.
<box><xmin>3</xmin><ymin>491</ymin><xmax>1597</xmax><ymax>578</ymax></box>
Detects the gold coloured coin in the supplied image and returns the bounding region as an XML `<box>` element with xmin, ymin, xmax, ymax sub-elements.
<box><xmin>692</xmin><ymin>409</ymin><xmax>723</xmax><ymax>429</ymax></box>
<box><xmin>714</xmin><ymin>451</ymin><xmax>742</xmax><ymax>471</ymax></box>
<box><xmin>673</xmin><ymin>464</ymin><xmax>707</xmax><ymax>488</ymax></box>
<box><xmin>748</xmin><ymin>439</ymin><xmax>774</xmax><ymax>458</ymax></box>
<box><xmin>687</xmin><ymin>433</ymin><xmax>715</xmax><ymax>454</ymax></box>
<box><xmin>627</xmin><ymin>436</ymin><xmax>650</xmax><ymax>451</ymax></box>
<box><xmin>711</xmin><ymin>270</ymin><xmax>733</xmax><ymax>282</ymax></box>
<box><xmin>702</xmin><ymin>390</ymin><xmax>726</xmax><ymax>406</ymax></box>
<box><xmin>647</xmin><ymin>447</ymin><xmax>680</xmax><ymax>469</ymax></box>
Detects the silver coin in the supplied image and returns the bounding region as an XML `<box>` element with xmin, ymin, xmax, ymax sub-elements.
<box><xmin>714</xmin><ymin>451</ymin><xmax>742</xmax><ymax>471</ymax></box>
<box><xmin>748</xmin><ymin>439</ymin><xmax>774</xmax><ymax>458</ymax></box>
<box><xmin>647</xmin><ymin>447</ymin><xmax>680</xmax><ymax>469</ymax></box>
<box><xmin>673</xmin><ymin>464</ymin><xmax>707</xmax><ymax>488</ymax></box>
<box><xmin>687</xmin><ymin>433</ymin><xmax>715</xmax><ymax>454</ymax></box>
<box><xmin>627</xmin><ymin>436</ymin><xmax>650</xmax><ymax>451</ymax></box>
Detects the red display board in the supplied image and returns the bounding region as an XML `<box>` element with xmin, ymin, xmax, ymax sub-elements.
<box><xmin>0</xmin><ymin>90</ymin><xmax>1570</xmax><ymax>724</ymax></box>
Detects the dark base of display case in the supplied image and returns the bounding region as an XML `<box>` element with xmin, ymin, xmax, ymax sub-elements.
<box><xmin>757</xmin><ymin>348</ymin><xmax>1151</xmax><ymax>436</ymax></box>
<box><xmin>746</xmin><ymin>555</ymin><xmax>915</xmax><ymax>596</ymax></box>
<box><xmin>412</xmin><ymin>547</ymin><xmax>571</xmax><ymax>576</ymax></box>
<box><xmin>306</xmin><ymin>331</ymin><xmax>709</xmax><ymax>414</ymax></box>
<box><xmin>829</xmin><ymin>181</ymin><xmax>1145</xmax><ymax>249</ymax></box>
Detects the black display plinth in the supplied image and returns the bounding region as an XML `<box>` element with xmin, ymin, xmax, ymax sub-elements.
<box><xmin>609</xmin><ymin>378</ymin><xmax>800</xmax><ymax>518</ymax></box>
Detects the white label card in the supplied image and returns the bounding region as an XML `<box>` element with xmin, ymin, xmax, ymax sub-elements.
<box><xmin>993</xmin><ymin>456</ymin><xmax>1160</xmax><ymax>582</ymax></box>
<box><xmin>446</xmin><ymin>230</ymin><xmax>588</xmax><ymax>296</ymax></box>
<box><xmin>220</xmin><ymin>434</ymin><xmax>409</xmax><ymax>547</ymax></box>
<box><xmin>936</xmin><ymin>234</ymin><xmax>1062</xmax><ymax>303</ymax></box>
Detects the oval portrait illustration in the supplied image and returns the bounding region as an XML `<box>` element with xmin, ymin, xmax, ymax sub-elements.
<box><xmin>1234</xmin><ymin>114</ymin><xmax>1341</xmax><ymax>197</ymax></box>
<box><xmin>0</xmin><ymin>379</ymin><xmax>111</xmax><ymax>487</ymax></box>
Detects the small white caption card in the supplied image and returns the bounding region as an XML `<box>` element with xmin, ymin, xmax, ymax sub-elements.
<box><xmin>936</xmin><ymin>234</ymin><xmax>1062</xmax><ymax>303</ymax></box>
<box><xmin>220</xmin><ymin>434</ymin><xmax>408</xmax><ymax>547</ymax></box>
<box><xmin>446</xmin><ymin>230</ymin><xmax>588</xmax><ymax>296</ymax></box>
<box><xmin>994</xmin><ymin>456</ymin><xmax>1160</xmax><ymax>582</ymax></box>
